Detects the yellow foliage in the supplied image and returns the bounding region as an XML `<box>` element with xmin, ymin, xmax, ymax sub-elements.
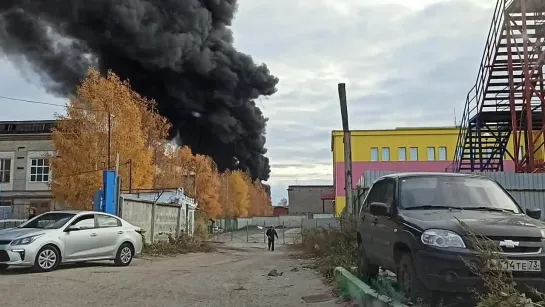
<box><xmin>228</xmin><ymin>170</ymin><xmax>250</xmax><ymax>217</ymax></box>
<box><xmin>50</xmin><ymin>68</ymin><xmax>163</xmax><ymax>209</ymax></box>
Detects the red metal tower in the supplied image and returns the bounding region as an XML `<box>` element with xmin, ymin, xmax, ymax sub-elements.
<box><xmin>452</xmin><ymin>0</ymin><xmax>545</xmax><ymax>173</ymax></box>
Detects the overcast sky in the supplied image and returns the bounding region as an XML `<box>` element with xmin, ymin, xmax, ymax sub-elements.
<box><xmin>0</xmin><ymin>0</ymin><xmax>496</xmax><ymax>204</ymax></box>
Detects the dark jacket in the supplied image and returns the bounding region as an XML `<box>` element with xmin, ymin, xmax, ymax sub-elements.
<box><xmin>266</xmin><ymin>228</ymin><xmax>278</xmax><ymax>241</ymax></box>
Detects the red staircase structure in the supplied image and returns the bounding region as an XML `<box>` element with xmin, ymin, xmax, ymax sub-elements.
<box><xmin>451</xmin><ymin>0</ymin><xmax>545</xmax><ymax>173</ymax></box>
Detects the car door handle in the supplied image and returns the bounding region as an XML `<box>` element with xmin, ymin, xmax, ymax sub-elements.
<box><xmin>118</xmin><ymin>231</ymin><xmax>123</xmax><ymax>234</ymax></box>
<box><xmin>90</xmin><ymin>233</ymin><xmax>98</xmax><ymax>237</ymax></box>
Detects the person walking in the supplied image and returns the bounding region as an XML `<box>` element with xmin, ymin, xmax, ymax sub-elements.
<box><xmin>266</xmin><ymin>226</ymin><xmax>278</xmax><ymax>251</ymax></box>
<box><xmin>28</xmin><ymin>207</ymin><xmax>36</xmax><ymax>220</ymax></box>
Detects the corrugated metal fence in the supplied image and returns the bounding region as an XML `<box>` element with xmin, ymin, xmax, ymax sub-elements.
<box><xmin>354</xmin><ymin>170</ymin><xmax>545</xmax><ymax>215</ymax></box>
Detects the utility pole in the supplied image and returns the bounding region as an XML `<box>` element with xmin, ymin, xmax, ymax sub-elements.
<box><xmin>128</xmin><ymin>159</ymin><xmax>132</xmax><ymax>193</ymax></box>
<box><xmin>338</xmin><ymin>83</ymin><xmax>353</xmax><ymax>216</ymax></box>
<box><xmin>107</xmin><ymin>112</ymin><xmax>111</xmax><ymax>170</ymax></box>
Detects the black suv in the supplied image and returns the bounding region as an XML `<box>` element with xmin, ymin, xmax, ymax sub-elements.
<box><xmin>356</xmin><ymin>172</ymin><xmax>545</xmax><ymax>303</ymax></box>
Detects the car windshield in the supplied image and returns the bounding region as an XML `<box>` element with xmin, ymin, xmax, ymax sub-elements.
<box><xmin>399</xmin><ymin>175</ymin><xmax>522</xmax><ymax>213</ymax></box>
<box><xmin>19</xmin><ymin>212</ymin><xmax>76</xmax><ymax>229</ymax></box>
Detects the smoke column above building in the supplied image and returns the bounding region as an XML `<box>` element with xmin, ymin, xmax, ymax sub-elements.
<box><xmin>0</xmin><ymin>0</ymin><xmax>279</xmax><ymax>180</ymax></box>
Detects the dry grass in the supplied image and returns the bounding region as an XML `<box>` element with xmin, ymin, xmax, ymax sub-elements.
<box><xmin>141</xmin><ymin>230</ymin><xmax>215</xmax><ymax>256</ymax></box>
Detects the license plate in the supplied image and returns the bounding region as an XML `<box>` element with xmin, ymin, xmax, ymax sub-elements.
<box><xmin>489</xmin><ymin>259</ymin><xmax>541</xmax><ymax>272</ymax></box>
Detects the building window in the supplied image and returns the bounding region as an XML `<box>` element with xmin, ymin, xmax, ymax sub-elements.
<box><xmin>30</xmin><ymin>158</ymin><xmax>50</xmax><ymax>182</ymax></box>
<box><xmin>0</xmin><ymin>159</ymin><xmax>11</xmax><ymax>183</ymax></box>
<box><xmin>370</xmin><ymin>147</ymin><xmax>379</xmax><ymax>161</ymax></box>
<box><xmin>427</xmin><ymin>147</ymin><xmax>436</xmax><ymax>161</ymax></box>
<box><xmin>398</xmin><ymin>147</ymin><xmax>406</xmax><ymax>161</ymax></box>
<box><xmin>438</xmin><ymin>147</ymin><xmax>447</xmax><ymax>161</ymax></box>
<box><xmin>382</xmin><ymin>147</ymin><xmax>390</xmax><ymax>161</ymax></box>
<box><xmin>409</xmin><ymin>147</ymin><xmax>418</xmax><ymax>161</ymax></box>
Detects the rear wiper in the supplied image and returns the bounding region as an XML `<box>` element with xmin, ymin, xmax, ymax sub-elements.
<box><xmin>464</xmin><ymin>206</ymin><xmax>515</xmax><ymax>213</ymax></box>
<box><xmin>405</xmin><ymin>205</ymin><xmax>464</xmax><ymax>210</ymax></box>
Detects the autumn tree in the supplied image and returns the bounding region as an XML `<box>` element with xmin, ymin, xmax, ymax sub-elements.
<box><xmin>153</xmin><ymin>145</ymin><xmax>222</xmax><ymax>218</ymax></box>
<box><xmin>50</xmin><ymin>68</ymin><xmax>160</xmax><ymax>209</ymax></box>
<box><xmin>228</xmin><ymin>170</ymin><xmax>250</xmax><ymax>217</ymax></box>
<box><xmin>249</xmin><ymin>180</ymin><xmax>273</xmax><ymax>216</ymax></box>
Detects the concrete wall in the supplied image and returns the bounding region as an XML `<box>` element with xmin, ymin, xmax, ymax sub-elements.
<box><xmin>301</xmin><ymin>218</ymin><xmax>339</xmax><ymax>229</ymax></box>
<box><xmin>287</xmin><ymin>185</ymin><xmax>334</xmax><ymax>215</ymax></box>
<box><xmin>119</xmin><ymin>197</ymin><xmax>195</xmax><ymax>243</ymax></box>
<box><xmin>216</xmin><ymin>215</ymin><xmax>306</xmax><ymax>230</ymax></box>
<box><xmin>216</xmin><ymin>215</ymin><xmax>342</xmax><ymax>230</ymax></box>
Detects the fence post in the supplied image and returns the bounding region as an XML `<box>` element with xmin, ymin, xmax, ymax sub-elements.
<box><xmin>282</xmin><ymin>221</ymin><xmax>285</xmax><ymax>244</ymax></box>
<box><xmin>150</xmin><ymin>202</ymin><xmax>157</xmax><ymax>243</ymax></box>
<box><xmin>246</xmin><ymin>220</ymin><xmax>249</xmax><ymax>242</ymax></box>
<box><xmin>300</xmin><ymin>221</ymin><xmax>304</xmax><ymax>244</ymax></box>
<box><xmin>175</xmin><ymin>205</ymin><xmax>182</xmax><ymax>237</ymax></box>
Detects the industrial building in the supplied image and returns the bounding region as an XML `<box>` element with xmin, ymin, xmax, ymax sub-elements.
<box><xmin>287</xmin><ymin>185</ymin><xmax>334</xmax><ymax>215</ymax></box>
<box><xmin>331</xmin><ymin>126</ymin><xmax>541</xmax><ymax>216</ymax></box>
<box><xmin>0</xmin><ymin>120</ymin><xmax>57</xmax><ymax>219</ymax></box>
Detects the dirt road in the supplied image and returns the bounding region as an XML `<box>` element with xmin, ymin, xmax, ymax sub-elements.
<box><xmin>0</xmin><ymin>230</ymin><xmax>343</xmax><ymax>307</ymax></box>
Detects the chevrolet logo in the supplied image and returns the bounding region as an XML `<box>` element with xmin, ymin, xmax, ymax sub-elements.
<box><xmin>499</xmin><ymin>240</ymin><xmax>520</xmax><ymax>248</ymax></box>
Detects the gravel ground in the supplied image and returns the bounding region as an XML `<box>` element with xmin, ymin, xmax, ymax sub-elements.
<box><xmin>0</xmin><ymin>229</ymin><xmax>346</xmax><ymax>307</ymax></box>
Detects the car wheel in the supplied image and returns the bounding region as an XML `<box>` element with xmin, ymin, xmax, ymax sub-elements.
<box><xmin>397</xmin><ymin>253</ymin><xmax>431</xmax><ymax>303</ymax></box>
<box><xmin>33</xmin><ymin>245</ymin><xmax>60</xmax><ymax>272</ymax></box>
<box><xmin>0</xmin><ymin>264</ymin><xmax>8</xmax><ymax>271</ymax></box>
<box><xmin>357</xmin><ymin>242</ymin><xmax>379</xmax><ymax>281</ymax></box>
<box><xmin>114</xmin><ymin>243</ymin><xmax>134</xmax><ymax>266</ymax></box>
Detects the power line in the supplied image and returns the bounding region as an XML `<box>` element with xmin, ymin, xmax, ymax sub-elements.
<box><xmin>0</xmin><ymin>95</ymin><xmax>107</xmax><ymax>112</ymax></box>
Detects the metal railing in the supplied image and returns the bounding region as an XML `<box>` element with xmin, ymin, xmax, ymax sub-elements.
<box><xmin>451</xmin><ymin>0</ymin><xmax>512</xmax><ymax>171</ymax></box>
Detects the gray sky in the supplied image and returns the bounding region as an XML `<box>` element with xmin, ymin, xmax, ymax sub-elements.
<box><xmin>0</xmin><ymin>0</ymin><xmax>496</xmax><ymax>204</ymax></box>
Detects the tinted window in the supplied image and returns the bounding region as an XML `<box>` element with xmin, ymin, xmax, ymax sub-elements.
<box><xmin>363</xmin><ymin>179</ymin><xmax>396</xmax><ymax>210</ymax></box>
<box><xmin>72</xmin><ymin>215</ymin><xmax>95</xmax><ymax>229</ymax></box>
<box><xmin>97</xmin><ymin>215</ymin><xmax>121</xmax><ymax>227</ymax></box>
<box><xmin>399</xmin><ymin>176</ymin><xmax>521</xmax><ymax>213</ymax></box>
<box><xmin>20</xmin><ymin>212</ymin><xmax>75</xmax><ymax>229</ymax></box>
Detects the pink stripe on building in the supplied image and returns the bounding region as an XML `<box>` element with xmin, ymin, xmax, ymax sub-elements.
<box><xmin>334</xmin><ymin>161</ymin><xmax>517</xmax><ymax>196</ymax></box>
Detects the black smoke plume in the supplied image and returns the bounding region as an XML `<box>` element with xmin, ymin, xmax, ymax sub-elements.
<box><xmin>0</xmin><ymin>0</ymin><xmax>278</xmax><ymax>181</ymax></box>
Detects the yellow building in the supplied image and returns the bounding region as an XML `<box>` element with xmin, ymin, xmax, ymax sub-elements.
<box><xmin>331</xmin><ymin>126</ymin><xmax>544</xmax><ymax>216</ymax></box>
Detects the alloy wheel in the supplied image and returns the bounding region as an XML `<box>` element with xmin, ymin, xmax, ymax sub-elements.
<box><xmin>38</xmin><ymin>249</ymin><xmax>57</xmax><ymax>270</ymax></box>
<box><xmin>120</xmin><ymin>247</ymin><xmax>132</xmax><ymax>264</ymax></box>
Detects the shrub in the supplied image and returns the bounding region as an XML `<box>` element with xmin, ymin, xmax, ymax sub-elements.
<box><xmin>142</xmin><ymin>230</ymin><xmax>215</xmax><ymax>256</ymax></box>
<box><xmin>297</xmin><ymin>218</ymin><xmax>358</xmax><ymax>280</ymax></box>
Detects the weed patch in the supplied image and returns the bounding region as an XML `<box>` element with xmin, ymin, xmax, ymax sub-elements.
<box><xmin>141</xmin><ymin>231</ymin><xmax>215</xmax><ymax>256</ymax></box>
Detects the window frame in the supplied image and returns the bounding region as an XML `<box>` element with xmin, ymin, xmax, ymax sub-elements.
<box><xmin>438</xmin><ymin>146</ymin><xmax>447</xmax><ymax>161</ymax></box>
<box><xmin>370</xmin><ymin>147</ymin><xmax>379</xmax><ymax>162</ymax></box>
<box><xmin>29</xmin><ymin>158</ymin><xmax>51</xmax><ymax>183</ymax></box>
<box><xmin>409</xmin><ymin>147</ymin><xmax>418</xmax><ymax>161</ymax></box>
<box><xmin>398</xmin><ymin>147</ymin><xmax>406</xmax><ymax>161</ymax></box>
<box><xmin>96</xmin><ymin>214</ymin><xmax>122</xmax><ymax>228</ymax></box>
<box><xmin>68</xmin><ymin>214</ymin><xmax>97</xmax><ymax>230</ymax></box>
<box><xmin>427</xmin><ymin>147</ymin><xmax>436</xmax><ymax>161</ymax></box>
<box><xmin>0</xmin><ymin>158</ymin><xmax>11</xmax><ymax>183</ymax></box>
<box><xmin>381</xmin><ymin>147</ymin><xmax>390</xmax><ymax>161</ymax></box>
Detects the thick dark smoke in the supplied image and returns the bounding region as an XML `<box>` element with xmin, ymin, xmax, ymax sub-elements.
<box><xmin>0</xmin><ymin>0</ymin><xmax>278</xmax><ymax>181</ymax></box>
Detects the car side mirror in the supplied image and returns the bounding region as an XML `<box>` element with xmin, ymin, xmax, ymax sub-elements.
<box><xmin>369</xmin><ymin>202</ymin><xmax>389</xmax><ymax>216</ymax></box>
<box><xmin>526</xmin><ymin>208</ymin><xmax>541</xmax><ymax>220</ymax></box>
<box><xmin>65</xmin><ymin>225</ymin><xmax>82</xmax><ymax>232</ymax></box>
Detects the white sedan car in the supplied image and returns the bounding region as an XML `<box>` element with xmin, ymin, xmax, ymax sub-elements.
<box><xmin>0</xmin><ymin>210</ymin><xmax>143</xmax><ymax>272</ymax></box>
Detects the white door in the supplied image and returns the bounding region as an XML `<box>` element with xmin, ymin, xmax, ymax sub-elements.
<box><xmin>94</xmin><ymin>214</ymin><xmax>124</xmax><ymax>257</ymax></box>
<box><xmin>63</xmin><ymin>214</ymin><xmax>98</xmax><ymax>260</ymax></box>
